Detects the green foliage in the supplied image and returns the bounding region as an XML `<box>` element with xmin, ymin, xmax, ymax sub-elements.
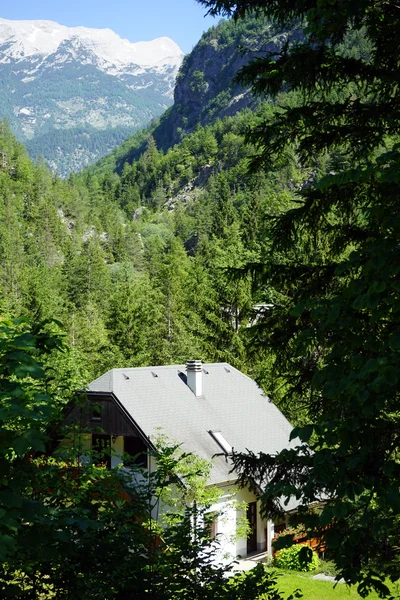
<box><xmin>0</xmin><ymin>317</ymin><xmax>65</xmax><ymax>585</ymax></box>
<box><xmin>317</xmin><ymin>560</ymin><xmax>339</xmax><ymax>578</ymax></box>
<box><xmin>1</xmin><ymin>60</ymin><xmax>302</xmax><ymax>388</ymax></box>
<box><xmin>275</xmin><ymin>545</ymin><xmax>320</xmax><ymax>573</ymax></box>
<box><xmin>153</xmin><ymin>431</ymin><xmax>222</xmax><ymax>513</ymax></box>
<box><xmin>3</xmin><ymin>5</ymin><xmax>398</xmax><ymax>596</ymax></box>
<box><xmin>0</xmin><ymin>323</ymin><xmax>290</xmax><ymax>598</ymax></box>
<box><xmin>190</xmin><ymin>70</ymin><xmax>208</xmax><ymax>95</ymax></box>
<box><xmin>196</xmin><ymin>0</ymin><xmax>400</xmax><ymax>597</ymax></box>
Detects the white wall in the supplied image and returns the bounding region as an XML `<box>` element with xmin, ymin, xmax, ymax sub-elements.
<box><xmin>206</xmin><ymin>484</ymin><xmax>271</xmax><ymax>562</ymax></box>
<box><xmin>207</xmin><ymin>487</ymin><xmax>237</xmax><ymax>563</ymax></box>
<box><xmin>57</xmin><ymin>435</ymin><xmax>273</xmax><ymax>560</ymax></box>
<box><xmin>111</xmin><ymin>435</ymin><xmax>124</xmax><ymax>468</ymax></box>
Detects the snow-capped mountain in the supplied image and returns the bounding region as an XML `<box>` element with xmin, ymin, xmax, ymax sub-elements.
<box><xmin>0</xmin><ymin>18</ymin><xmax>184</xmax><ymax>175</ymax></box>
<box><xmin>0</xmin><ymin>18</ymin><xmax>183</xmax><ymax>69</ymax></box>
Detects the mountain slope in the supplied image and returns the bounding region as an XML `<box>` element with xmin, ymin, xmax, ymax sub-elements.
<box><xmin>0</xmin><ymin>18</ymin><xmax>183</xmax><ymax>175</ymax></box>
<box><xmin>0</xmin><ymin>15</ymin><xmax>313</xmax><ymax>405</ymax></box>
<box><xmin>90</xmin><ymin>15</ymin><xmax>301</xmax><ymax>175</ymax></box>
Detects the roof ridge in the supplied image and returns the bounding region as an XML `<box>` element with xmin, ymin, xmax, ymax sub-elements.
<box><xmin>109</xmin><ymin>362</ymin><xmax>233</xmax><ymax>372</ymax></box>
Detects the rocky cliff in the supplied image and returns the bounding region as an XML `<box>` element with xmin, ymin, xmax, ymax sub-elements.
<box><xmin>154</xmin><ymin>15</ymin><xmax>302</xmax><ymax>150</ymax></box>
<box><xmin>87</xmin><ymin>16</ymin><xmax>303</xmax><ymax>176</ymax></box>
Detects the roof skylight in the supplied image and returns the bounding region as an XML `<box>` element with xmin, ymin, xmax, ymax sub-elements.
<box><xmin>208</xmin><ymin>430</ymin><xmax>232</xmax><ymax>455</ymax></box>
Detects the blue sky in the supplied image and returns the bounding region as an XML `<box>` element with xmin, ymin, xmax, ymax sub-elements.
<box><xmin>1</xmin><ymin>0</ymin><xmax>219</xmax><ymax>54</ymax></box>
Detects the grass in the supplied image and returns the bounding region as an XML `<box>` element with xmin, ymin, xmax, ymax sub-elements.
<box><xmin>267</xmin><ymin>569</ymin><xmax>400</xmax><ymax>600</ymax></box>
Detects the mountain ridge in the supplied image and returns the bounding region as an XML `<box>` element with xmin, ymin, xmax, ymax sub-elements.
<box><xmin>0</xmin><ymin>17</ymin><xmax>184</xmax><ymax>175</ymax></box>
<box><xmin>0</xmin><ymin>18</ymin><xmax>183</xmax><ymax>67</ymax></box>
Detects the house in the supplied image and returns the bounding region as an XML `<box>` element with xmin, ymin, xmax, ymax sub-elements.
<box><xmin>58</xmin><ymin>360</ymin><xmax>297</xmax><ymax>561</ymax></box>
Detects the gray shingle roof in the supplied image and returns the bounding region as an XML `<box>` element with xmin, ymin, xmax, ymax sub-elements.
<box><xmin>88</xmin><ymin>362</ymin><xmax>297</xmax><ymax>486</ymax></box>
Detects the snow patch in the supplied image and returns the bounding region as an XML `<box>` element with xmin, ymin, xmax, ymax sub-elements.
<box><xmin>0</xmin><ymin>17</ymin><xmax>183</xmax><ymax>68</ymax></box>
<box><xmin>130</xmin><ymin>82</ymin><xmax>154</xmax><ymax>90</ymax></box>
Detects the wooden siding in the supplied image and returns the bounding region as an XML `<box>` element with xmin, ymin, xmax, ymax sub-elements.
<box><xmin>65</xmin><ymin>395</ymin><xmax>143</xmax><ymax>438</ymax></box>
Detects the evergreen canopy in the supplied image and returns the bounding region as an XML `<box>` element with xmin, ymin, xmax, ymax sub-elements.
<box><xmin>197</xmin><ymin>0</ymin><xmax>400</xmax><ymax>597</ymax></box>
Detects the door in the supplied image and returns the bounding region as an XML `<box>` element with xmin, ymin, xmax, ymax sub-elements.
<box><xmin>246</xmin><ymin>501</ymin><xmax>257</xmax><ymax>554</ymax></box>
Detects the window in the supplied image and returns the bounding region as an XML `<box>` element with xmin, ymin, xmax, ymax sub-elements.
<box><xmin>124</xmin><ymin>436</ymin><xmax>148</xmax><ymax>468</ymax></box>
<box><xmin>91</xmin><ymin>409</ymin><xmax>101</xmax><ymax>421</ymax></box>
<box><xmin>91</xmin><ymin>403</ymin><xmax>101</xmax><ymax>421</ymax></box>
<box><xmin>208</xmin><ymin>430</ymin><xmax>232</xmax><ymax>454</ymax></box>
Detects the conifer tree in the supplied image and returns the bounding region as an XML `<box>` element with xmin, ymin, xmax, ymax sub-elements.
<box><xmin>198</xmin><ymin>0</ymin><xmax>400</xmax><ymax>596</ymax></box>
<box><xmin>144</xmin><ymin>234</ymin><xmax>197</xmax><ymax>363</ymax></box>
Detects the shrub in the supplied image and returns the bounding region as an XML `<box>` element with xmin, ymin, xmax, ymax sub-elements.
<box><xmin>318</xmin><ymin>560</ymin><xmax>339</xmax><ymax>577</ymax></box>
<box><xmin>275</xmin><ymin>544</ymin><xmax>320</xmax><ymax>572</ymax></box>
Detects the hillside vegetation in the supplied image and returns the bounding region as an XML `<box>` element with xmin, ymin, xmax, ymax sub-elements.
<box><xmin>1</xmin><ymin>1</ymin><xmax>399</xmax><ymax>596</ymax></box>
<box><xmin>0</xmin><ymin>13</ymin><xmax>363</xmax><ymax>418</ymax></box>
<box><xmin>0</xmin><ymin>94</ymin><xmax>305</xmax><ymax>412</ymax></box>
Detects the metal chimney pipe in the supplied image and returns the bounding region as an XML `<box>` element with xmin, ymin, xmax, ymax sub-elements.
<box><xmin>186</xmin><ymin>360</ymin><xmax>202</xmax><ymax>397</ymax></box>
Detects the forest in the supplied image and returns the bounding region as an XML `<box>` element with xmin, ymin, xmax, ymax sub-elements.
<box><xmin>0</xmin><ymin>99</ymin><xmax>299</xmax><ymax>406</ymax></box>
<box><xmin>0</xmin><ymin>0</ymin><xmax>400</xmax><ymax>597</ymax></box>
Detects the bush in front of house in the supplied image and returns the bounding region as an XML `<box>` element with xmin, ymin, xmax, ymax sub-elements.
<box><xmin>318</xmin><ymin>559</ymin><xmax>339</xmax><ymax>577</ymax></box>
<box><xmin>275</xmin><ymin>544</ymin><xmax>320</xmax><ymax>572</ymax></box>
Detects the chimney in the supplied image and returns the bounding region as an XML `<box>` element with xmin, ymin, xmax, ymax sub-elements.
<box><xmin>186</xmin><ymin>360</ymin><xmax>202</xmax><ymax>397</ymax></box>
